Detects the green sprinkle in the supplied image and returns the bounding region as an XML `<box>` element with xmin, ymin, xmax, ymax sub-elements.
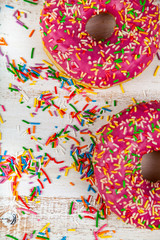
<box><xmin>23</xmin><ymin>0</ymin><xmax>38</xmax><ymax>4</ymax></box>
<box><xmin>113</xmin><ymin>79</ymin><xmax>119</xmax><ymax>83</ymax></box>
<box><xmin>114</xmin><ymin>58</ymin><xmax>123</xmax><ymax>63</ymax></box>
<box><xmin>23</xmin><ymin>24</ymin><xmax>28</xmax><ymax>29</ymax></box>
<box><xmin>109</xmin><ymin>149</ymin><xmax>113</xmax><ymax>153</ymax></box>
<box><xmin>8</xmin><ymin>87</ymin><xmax>19</xmax><ymax>92</ymax></box>
<box><xmin>42</xmin><ymin>105</ymin><xmax>51</xmax><ymax>111</ymax></box>
<box><xmin>69</xmin><ymin>103</ymin><xmax>78</xmax><ymax>113</ymax></box>
<box><xmin>78</xmin><ymin>214</ymin><xmax>83</xmax><ymax>219</ymax></box>
<box><xmin>148</xmin><ymin>224</ymin><xmax>154</xmax><ymax>229</ymax></box>
<box><xmin>43</xmin><ymin>32</ymin><xmax>47</xmax><ymax>36</ymax></box>
<box><xmin>73</xmin><ymin>125</ymin><xmax>79</xmax><ymax>131</ymax></box>
<box><xmin>72</xmin><ymin>155</ymin><xmax>78</xmax><ymax>166</ymax></box>
<box><xmin>77</xmin><ymin>18</ymin><xmax>82</xmax><ymax>21</ymax></box>
<box><xmin>105</xmin><ymin>0</ymin><xmax>111</xmax><ymax>4</ymax></box>
<box><xmin>6</xmin><ymin>235</ymin><xmax>19</xmax><ymax>240</ymax></box>
<box><xmin>123</xmin><ymin>194</ymin><xmax>127</xmax><ymax>198</ymax></box>
<box><xmin>123</xmin><ymin>180</ymin><xmax>125</xmax><ymax>188</ymax></box>
<box><xmin>36</xmin><ymin>236</ymin><xmax>49</xmax><ymax>240</ymax></box>
<box><xmin>22</xmin><ymin>120</ymin><xmax>30</xmax><ymax>124</ymax></box>
<box><xmin>90</xmin><ymin>137</ymin><xmax>96</xmax><ymax>146</ymax></box>
<box><xmin>106</xmin><ymin>129</ymin><xmax>113</xmax><ymax>135</ymax></box>
<box><xmin>122</xmin><ymin>23</ymin><xmax>126</xmax><ymax>30</ymax></box>
<box><xmin>65</xmin><ymin>2</ymin><xmax>73</xmax><ymax>6</ymax></box>
<box><xmin>96</xmin><ymin>210</ymin><xmax>99</xmax><ymax>227</ymax></box>
<box><xmin>31</xmin><ymin>48</ymin><xmax>35</xmax><ymax>59</ymax></box>
<box><xmin>53</xmin><ymin>44</ymin><xmax>58</xmax><ymax>50</ymax></box>
<box><xmin>69</xmin><ymin>201</ymin><xmax>74</xmax><ymax>214</ymax></box>
<box><xmin>137</xmin><ymin>26</ymin><xmax>145</xmax><ymax>32</ymax></box>
<box><xmin>120</xmin><ymin>208</ymin><xmax>126</xmax><ymax>212</ymax></box>
<box><xmin>133</xmin><ymin>197</ymin><xmax>136</xmax><ymax>202</ymax></box>
<box><xmin>88</xmin><ymin>49</ymin><xmax>93</xmax><ymax>51</ymax></box>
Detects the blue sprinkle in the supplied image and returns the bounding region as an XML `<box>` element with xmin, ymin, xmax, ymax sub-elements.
<box><xmin>90</xmin><ymin>186</ymin><xmax>96</xmax><ymax>193</ymax></box>
<box><xmin>88</xmin><ymin>184</ymin><xmax>91</xmax><ymax>191</ymax></box>
<box><xmin>4</xmin><ymin>150</ymin><xmax>7</xmax><ymax>156</ymax></box>
<box><xmin>102</xmin><ymin>107</ymin><xmax>112</xmax><ymax>112</ymax></box>
<box><xmin>92</xmin><ymin>100</ymin><xmax>97</xmax><ymax>102</ymax></box>
<box><xmin>76</xmin><ymin>200</ymin><xmax>82</xmax><ymax>202</ymax></box>
<box><xmin>61</xmin><ymin>237</ymin><xmax>66</xmax><ymax>240</ymax></box>
<box><xmin>37</xmin><ymin>186</ymin><xmax>41</xmax><ymax>195</ymax></box>
<box><xmin>48</xmin><ymin>228</ymin><xmax>51</xmax><ymax>232</ymax></box>
<box><xmin>57</xmin><ymin>175</ymin><xmax>61</xmax><ymax>179</ymax></box>
<box><xmin>80</xmin><ymin>164</ymin><xmax>83</xmax><ymax>175</ymax></box>
<box><xmin>30</xmin><ymin>122</ymin><xmax>40</xmax><ymax>125</ymax></box>
<box><xmin>38</xmin><ymin>232</ymin><xmax>45</xmax><ymax>236</ymax></box>
<box><xmin>5</xmin><ymin>5</ymin><xmax>14</xmax><ymax>9</ymax></box>
<box><xmin>43</xmin><ymin>178</ymin><xmax>47</xmax><ymax>182</ymax></box>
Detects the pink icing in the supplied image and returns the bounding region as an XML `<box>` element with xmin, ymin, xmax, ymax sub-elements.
<box><xmin>94</xmin><ymin>101</ymin><xmax>160</xmax><ymax>229</ymax></box>
<box><xmin>40</xmin><ymin>0</ymin><xmax>159</xmax><ymax>88</ymax></box>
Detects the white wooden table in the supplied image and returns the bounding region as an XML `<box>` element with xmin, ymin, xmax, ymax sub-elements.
<box><xmin>0</xmin><ymin>0</ymin><xmax>160</xmax><ymax>239</ymax></box>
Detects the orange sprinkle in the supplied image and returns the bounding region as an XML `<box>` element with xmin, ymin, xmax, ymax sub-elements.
<box><xmin>29</xmin><ymin>29</ymin><xmax>35</xmax><ymax>37</ymax></box>
<box><xmin>81</xmin><ymin>196</ymin><xmax>88</xmax><ymax>209</ymax></box>
<box><xmin>43</xmin><ymin>158</ymin><xmax>50</xmax><ymax>168</ymax></box>
<box><xmin>67</xmin><ymin>135</ymin><xmax>80</xmax><ymax>145</ymax></box>
<box><xmin>48</xmin><ymin>110</ymin><xmax>53</xmax><ymax>116</ymax></box>
<box><xmin>45</xmin><ymin>229</ymin><xmax>50</xmax><ymax>238</ymax></box>
<box><xmin>70</xmin><ymin>182</ymin><xmax>75</xmax><ymax>186</ymax></box>
<box><xmin>20</xmin><ymin>57</ymin><xmax>27</xmax><ymax>64</ymax></box>
<box><xmin>12</xmin><ymin>59</ymin><xmax>16</xmax><ymax>68</ymax></box>
<box><xmin>0</xmin><ymin>37</ymin><xmax>8</xmax><ymax>46</ymax></box>
<box><xmin>33</xmin><ymin>125</ymin><xmax>36</xmax><ymax>134</ymax></box>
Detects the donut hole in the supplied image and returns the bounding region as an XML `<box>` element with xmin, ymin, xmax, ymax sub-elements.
<box><xmin>141</xmin><ymin>151</ymin><xmax>160</xmax><ymax>182</ymax></box>
<box><xmin>85</xmin><ymin>12</ymin><xmax>116</xmax><ymax>41</ymax></box>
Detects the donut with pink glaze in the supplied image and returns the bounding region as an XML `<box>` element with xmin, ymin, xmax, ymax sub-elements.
<box><xmin>94</xmin><ymin>101</ymin><xmax>160</xmax><ymax>229</ymax></box>
<box><xmin>40</xmin><ymin>0</ymin><xmax>159</xmax><ymax>88</ymax></box>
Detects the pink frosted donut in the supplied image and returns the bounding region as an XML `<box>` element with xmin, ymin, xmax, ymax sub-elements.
<box><xmin>40</xmin><ymin>0</ymin><xmax>159</xmax><ymax>88</ymax></box>
<box><xmin>94</xmin><ymin>101</ymin><xmax>160</xmax><ymax>229</ymax></box>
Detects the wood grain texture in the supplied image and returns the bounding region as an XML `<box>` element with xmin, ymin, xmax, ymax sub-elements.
<box><xmin>0</xmin><ymin>0</ymin><xmax>160</xmax><ymax>239</ymax></box>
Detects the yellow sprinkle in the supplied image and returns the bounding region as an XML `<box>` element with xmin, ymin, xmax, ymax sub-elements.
<box><xmin>19</xmin><ymin>94</ymin><xmax>23</xmax><ymax>102</ymax></box>
<box><xmin>68</xmin><ymin>229</ymin><xmax>76</xmax><ymax>231</ymax></box>
<box><xmin>40</xmin><ymin>223</ymin><xmax>50</xmax><ymax>232</ymax></box>
<box><xmin>153</xmin><ymin>66</ymin><xmax>160</xmax><ymax>77</ymax></box>
<box><xmin>65</xmin><ymin>168</ymin><xmax>69</xmax><ymax>176</ymax></box>
<box><xmin>30</xmin><ymin>113</ymin><xmax>34</xmax><ymax>118</ymax></box>
<box><xmin>99</xmin><ymin>236</ymin><xmax>112</xmax><ymax>238</ymax></box>
<box><xmin>31</xmin><ymin>136</ymin><xmax>37</xmax><ymax>141</ymax></box>
<box><xmin>0</xmin><ymin>115</ymin><xmax>4</xmax><ymax>124</ymax></box>
<box><xmin>76</xmin><ymin>53</ymin><xmax>81</xmax><ymax>60</ymax></box>
<box><xmin>133</xmin><ymin>40</ymin><xmax>140</xmax><ymax>45</ymax></box>
<box><xmin>107</xmin><ymin>115</ymin><xmax>110</xmax><ymax>121</ymax></box>
<box><xmin>25</xmin><ymin>196</ymin><xmax>28</xmax><ymax>204</ymax></box>
<box><xmin>120</xmin><ymin>84</ymin><xmax>125</xmax><ymax>93</ymax></box>
<box><xmin>42</xmin><ymin>60</ymin><xmax>53</xmax><ymax>67</ymax></box>
<box><xmin>0</xmin><ymin>132</ymin><xmax>1</xmax><ymax>140</ymax></box>
<box><xmin>9</xmin><ymin>83</ymin><xmax>12</xmax><ymax>88</ymax></box>
<box><xmin>85</xmin><ymin>89</ymin><xmax>97</xmax><ymax>95</ymax></box>
<box><xmin>40</xmin><ymin>75</ymin><xmax>44</xmax><ymax>80</ymax></box>
<box><xmin>29</xmin><ymin>149</ymin><xmax>34</xmax><ymax>159</ymax></box>
<box><xmin>108</xmin><ymin>201</ymin><xmax>114</xmax><ymax>205</ymax></box>
<box><xmin>132</xmin><ymin>97</ymin><xmax>136</xmax><ymax>104</ymax></box>
<box><xmin>34</xmin><ymin>98</ymin><xmax>37</xmax><ymax>107</ymax></box>
<box><xmin>57</xmin><ymin>109</ymin><xmax>64</xmax><ymax>118</ymax></box>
